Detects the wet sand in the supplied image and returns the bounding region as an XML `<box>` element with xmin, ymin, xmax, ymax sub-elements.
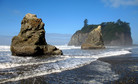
<box><xmin>99</xmin><ymin>54</ymin><xmax>138</xmax><ymax>84</ymax></box>
<box><xmin>4</xmin><ymin>54</ymin><xmax>138</xmax><ymax>84</ymax></box>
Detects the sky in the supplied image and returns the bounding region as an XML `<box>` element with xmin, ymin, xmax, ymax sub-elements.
<box><xmin>0</xmin><ymin>0</ymin><xmax>138</xmax><ymax>44</ymax></box>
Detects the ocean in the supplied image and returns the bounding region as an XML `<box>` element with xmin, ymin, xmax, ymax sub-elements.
<box><xmin>0</xmin><ymin>44</ymin><xmax>138</xmax><ymax>84</ymax></box>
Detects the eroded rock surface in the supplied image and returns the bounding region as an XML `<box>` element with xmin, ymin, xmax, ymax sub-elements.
<box><xmin>81</xmin><ymin>26</ymin><xmax>105</xmax><ymax>49</ymax></box>
<box><xmin>11</xmin><ymin>13</ymin><xmax>63</xmax><ymax>56</ymax></box>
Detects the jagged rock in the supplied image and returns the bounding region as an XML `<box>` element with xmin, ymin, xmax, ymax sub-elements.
<box><xmin>81</xmin><ymin>26</ymin><xmax>105</xmax><ymax>49</ymax></box>
<box><xmin>11</xmin><ymin>13</ymin><xmax>63</xmax><ymax>56</ymax></box>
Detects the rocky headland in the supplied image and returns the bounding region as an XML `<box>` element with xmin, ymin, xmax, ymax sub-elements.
<box><xmin>11</xmin><ymin>13</ymin><xmax>63</xmax><ymax>56</ymax></box>
<box><xmin>68</xmin><ymin>19</ymin><xmax>133</xmax><ymax>46</ymax></box>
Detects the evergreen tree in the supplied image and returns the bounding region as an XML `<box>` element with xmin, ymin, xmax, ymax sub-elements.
<box><xmin>84</xmin><ymin>19</ymin><xmax>88</xmax><ymax>27</ymax></box>
<box><xmin>117</xmin><ymin>19</ymin><xmax>123</xmax><ymax>25</ymax></box>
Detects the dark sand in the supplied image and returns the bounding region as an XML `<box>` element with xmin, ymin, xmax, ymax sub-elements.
<box><xmin>99</xmin><ymin>54</ymin><xmax>138</xmax><ymax>84</ymax></box>
<box><xmin>5</xmin><ymin>54</ymin><xmax>138</xmax><ymax>84</ymax></box>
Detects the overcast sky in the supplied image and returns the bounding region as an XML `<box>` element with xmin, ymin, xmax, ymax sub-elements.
<box><xmin>0</xmin><ymin>0</ymin><xmax>138</xmax><ymax>43</ymax></box>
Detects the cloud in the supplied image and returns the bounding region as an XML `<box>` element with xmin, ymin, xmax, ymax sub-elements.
<box><xmin>102</xmin><ymin>0</ymin><xmax>138</xmax><ymax>8</ymax></box>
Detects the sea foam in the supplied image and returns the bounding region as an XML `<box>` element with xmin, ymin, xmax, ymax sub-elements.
<box><xmin>0</xmin><ymin>45</ymin><xmax>132</xmax><ymax>83</ymax></box>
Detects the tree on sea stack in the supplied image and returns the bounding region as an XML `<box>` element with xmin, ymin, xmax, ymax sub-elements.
<box><xmin>11</xmin><ymin>13</ymin><xmax>63</xmax><ymax>56</ymax></box>
<box><xmin>84</xmin><ymin>19</ymin><xmax>88</xmax><ymax>27</ymax></box>
<box><xmin>81</xmin><ymin>25</ymin><xmax>105</xmax><ymax>49</ymax></box>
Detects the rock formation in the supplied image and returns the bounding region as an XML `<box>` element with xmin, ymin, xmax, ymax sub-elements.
<box><xmin>68</xmin><ymin>25</ymin><xmax>98</xmax><ymax>46</ymax></box>
<box><xmin>11</xmin><ymin>13</ymin><xmax>63</xmax><ymax>56</ymax></box>
<box><xmin>68</xmin><ymin>19</ymin><xmax>133</xmax><ymax>46</ymax></box>
<box><xmin>81</xmin><ymin>26</ymin><xmax>105</xmax><ymax>49</ymax></box>
<box><xmin>68</xmin><ymin>32</ymin><xmax>88</xmax><ymax>46</ymax></box>
<box><xmin>101</xmin><ymin>21</ymin><xmax>133</xmax><ymax>46</ymax></box>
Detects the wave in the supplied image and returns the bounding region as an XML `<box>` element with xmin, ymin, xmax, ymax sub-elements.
<box><xmin>0</xmin><ymin>58</ymin><xmax>97</xmax><ymax>84</ymax></box>
<box><xmin>0</xmin><ymin>45</ymin><xmax>132</xmax><ymax>83</ymax></box>
<box><xmin>0</xmin><ymin>45</ymin><xmax>131</xmax><ymax>70</ymax></box>
<box><xmin>55</xmin><ymin>45</ymin><xmax>81</xmax><ymax>50</ymax></box>
<box><xmin>0</xmin><ymin>45</ymin><xmax>10</xmax><ymax>51</ymax></box>
<box><xmin>0</xmin><ymin>49</ymin><xmax>131</xmax><ymax>69</ymax></box>
<box><xmin>0</xmin><ymin>45</ymin><xmax>81</xmax><ymax>51</ymax></box>
<box><xmin>0</xmin><ymin>45</ymin><xmax>133</xmax><ymax>51</ymax></box>
<box><xmin>94</xmin><ymin>49</ymin><xmax>131</xmax><ymax>58</ymax></box>
<box><xmin>0</xmin><ymin>56</ymin><xmax>69</xmax><ymax>69</ymax></box>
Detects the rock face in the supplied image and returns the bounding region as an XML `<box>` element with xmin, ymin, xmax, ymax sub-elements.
<box><xmin>68</xmin><ymin>19</ymin><xmax>133</xmax><ymax>46</ymax></box>
<box><xmin>103</xmin><ymin>32</ymin><xmax>132</xmax><ymax>46</ymax></box>
<box><xmin>81</xmin><ymin>26</ymin><xmax>105</xmax><ymax>49</ymax></box>
<box><xmin>11</xmin><ymin>13</ymin><xmax>63</xmax><ymax>56</ymax></box>
<box><xmin>68</xmin><ymin>25</ymin><xmax>98</xmax><ymax>46</ymax></box>
<box><xmin>68</xmin><ymin>32</ymin><xmax>88</xmax><ymax>46</ymax></box>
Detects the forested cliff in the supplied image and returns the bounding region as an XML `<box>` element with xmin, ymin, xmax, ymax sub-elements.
<box><xmin>68</xmin><ymin>19</ymin><xmax>132</xmax><ymax>46</ymax></box>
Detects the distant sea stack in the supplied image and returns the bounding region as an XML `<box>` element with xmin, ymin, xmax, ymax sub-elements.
<box><xmin>81</xmin><ymin>25</ymin><xmax>105</xmax><ymax>49</ymax></box>
<box><xmin>68</xmin><ymin>19</ymin><xmax>133</xmax><ymax>46</ymax></box>
<box><xmin>11</xmin><ymin>13</ymin><xmax>63</xmax><ymax>56</ymax></box>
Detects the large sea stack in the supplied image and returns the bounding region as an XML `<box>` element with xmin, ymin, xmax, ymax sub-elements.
<box><xmin>11</xmin><ymin>13</ymin><xmax>63</xmax><ymax>56</ymax></box>
<box><xmin>81</xmin><ymin>26</ymin><xmax>105</xmax><ymax>49</ymax></box>
<box><xmin>68</xmin><ymin>19</ymin><xmax>133</xmax><ymax>46</ymax></box>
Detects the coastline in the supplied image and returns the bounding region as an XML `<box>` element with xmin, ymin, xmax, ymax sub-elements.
<box><xmin>5</xmin><ymin>53</ymin><xmax>137</xmax><ymax>84</ymax></box>
<box><xmin>99</xmin><ymin>54</ymin><xmax>138</xmax><ymax>84</ymax></box>
<box><xmin>1</xmin><ymin>45</ymin><xmax>138</xmax><ymax>84</ymax></box>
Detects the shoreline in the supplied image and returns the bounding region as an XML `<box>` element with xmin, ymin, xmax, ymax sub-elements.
<box><xmin>98</xmin><ymin>54</ymin><xmax>138</xmax><ymax>84</ymax></box>
<box><xmin>6</xmin><ymin>54</ymin><xmax>137</xmax><ymax>84</ymax></box>
<box><xmin>2</xmin><ymin>51</ymin><xmax>138</xmax><ymax>84</ymax></box>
